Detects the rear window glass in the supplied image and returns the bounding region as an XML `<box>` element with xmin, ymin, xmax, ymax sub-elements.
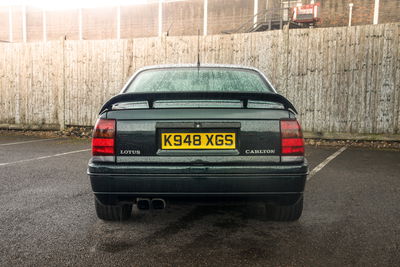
<box><xmin>125</xmin><ymin>68</ymin><xmax>273</xmax><ymax>93</ymax></box>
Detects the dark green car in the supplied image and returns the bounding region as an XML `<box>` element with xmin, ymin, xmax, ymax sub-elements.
<box><xmin>88</xmin><ymin>65</ymin><xmax>308</xmax><ymax>221</ymax></box>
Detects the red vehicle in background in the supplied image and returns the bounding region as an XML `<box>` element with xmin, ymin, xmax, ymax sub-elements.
<box><xmin>292</xmin><ymin>3</ymin><xmax>321</xmax><ymax>24</ymax></box>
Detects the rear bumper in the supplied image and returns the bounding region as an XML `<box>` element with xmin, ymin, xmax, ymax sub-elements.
<box><xmin>88</xmin><ymin>160</ymin><xmax>308</xmax><ymax>198</ymax></box>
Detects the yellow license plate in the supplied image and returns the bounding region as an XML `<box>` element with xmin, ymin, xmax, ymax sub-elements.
<box><xmin>161</xmin><ymin>133</ymin><xmax>236</xmax><ymax>150</ymax></box>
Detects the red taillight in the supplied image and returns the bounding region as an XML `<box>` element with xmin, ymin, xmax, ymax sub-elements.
<box><xmin>92</xmin><ymin>119</ymin><xmax>115</xmax><ymax>156</ymax></box>
<box><xmin>280</xmin><ymin>120</ymin><xmax>304</xmax><ymax>156</ymax></box>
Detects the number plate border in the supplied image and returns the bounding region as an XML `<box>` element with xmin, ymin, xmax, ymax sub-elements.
<box><xmin>158</xmin><ymin>128</ymin><xmax>238</xmax><ymax>150</ymax></box>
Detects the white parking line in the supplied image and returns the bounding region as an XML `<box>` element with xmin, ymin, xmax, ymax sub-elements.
<box><xmin>0</xmin><ymin>149</ymin><xmax>90</xmax><ymax>167</ymax></box>
<box><xmin>307</xmin><ymin>146</ymin><xmax>347</xmax><ymax>180</ymax></box>
<box><xmin>0</xmin><ymin>138</ymin><xmax>61</xmax><ymax>146</ymax></box>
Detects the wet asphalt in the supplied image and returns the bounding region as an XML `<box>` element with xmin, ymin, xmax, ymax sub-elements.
<box><xmin>0</xmin><ymin>135</ymin><xmax>399</xmax><ymax>266</ymax></box>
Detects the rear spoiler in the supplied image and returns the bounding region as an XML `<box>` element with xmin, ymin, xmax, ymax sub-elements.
<box><xmin>99</xmin><ymin>92</ymin><xmax>297</xmax><ymax>114</ymax></box>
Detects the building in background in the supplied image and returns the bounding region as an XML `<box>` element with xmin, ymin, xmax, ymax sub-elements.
<box><xmin>313</xmin><ymin>0</ymin><xmax>399</xmax><ymax>27</ymax></box>
<box><xmin>0</xmin><ymin>0</ymin><xmax>399</xmax><ymax>42</ymax></box>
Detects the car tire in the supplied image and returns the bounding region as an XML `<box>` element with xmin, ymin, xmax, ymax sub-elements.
<box><xmin>95</xmin><ymin>197</ymin><xmax>132</xmax><ymax>221</ymax></box>
<box><xmin>266</xmin><ymin>196</ymin><xmax>303</xmax><ymax>221</ymax></box>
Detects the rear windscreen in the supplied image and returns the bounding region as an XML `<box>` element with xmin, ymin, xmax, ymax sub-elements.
<box><xmin>125</xmin><ymin>68</ymin><xmax>273</xmax><ymax>93</ymax></box>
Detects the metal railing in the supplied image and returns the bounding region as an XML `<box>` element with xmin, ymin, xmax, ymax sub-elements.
<box><xmin>223</xmin><ymin>8</ymin><xmax>292</xmax><ymax>34</ymax></box>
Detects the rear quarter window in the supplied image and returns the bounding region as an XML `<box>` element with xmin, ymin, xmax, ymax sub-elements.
<box><xmin>125</xmin><ymin>68</ymin><xmax>273</xmax><ymax>93</ymax></box>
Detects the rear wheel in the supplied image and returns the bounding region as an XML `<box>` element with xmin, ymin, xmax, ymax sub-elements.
<box><xmin>94</xmin><ymin>197</ymin><xmax>132</xmax><ymax>221</ymax></box>
<box><xmin>266</xmin><ymin>196</ymin><xmax>303</xmax><ymax>221</ymax></box>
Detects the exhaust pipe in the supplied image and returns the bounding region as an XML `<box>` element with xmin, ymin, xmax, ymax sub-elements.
<box><xmin>151</xmin><ymin>198</ymin><xmax>166</xmax><ymax>210</ymax></box>
<box><xmin>137</xmin><ymin>198</ymin><xmax>150</xmax><ymax>210</ymax></box>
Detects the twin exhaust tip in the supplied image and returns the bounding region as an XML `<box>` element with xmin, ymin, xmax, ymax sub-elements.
<box><xmin>137</xmin><ymin>198</ymin><xmax>166</xmax><ymax>210</ymax></box>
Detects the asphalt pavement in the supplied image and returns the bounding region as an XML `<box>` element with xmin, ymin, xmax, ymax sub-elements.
<box><xmin>0</xmin><ymin>134</ymin><xmax>399</xmax><ymax>266</ymax></box>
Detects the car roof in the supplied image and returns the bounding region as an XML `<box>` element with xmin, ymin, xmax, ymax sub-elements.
<box><xmin>122</xmin><ymin>64</ymin><xmax>277</xmax><ymax>93</ymax></box>
<box><xmin>134</xmin><ymin>64</ymin><xmax>262</xmax><ymax>72</ymax></box>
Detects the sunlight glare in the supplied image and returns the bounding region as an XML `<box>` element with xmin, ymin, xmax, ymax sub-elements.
<box><xmin>0</xmin><ymin>0</ymin><xmax>157</xmax><ymax>10</ymax></box>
